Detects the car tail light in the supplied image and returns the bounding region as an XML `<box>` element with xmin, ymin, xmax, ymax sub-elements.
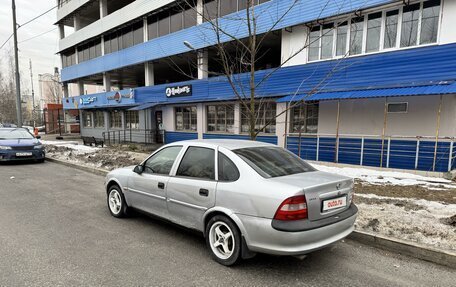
<box><xmin>274</xmin><ymin>195</ymin><xmax>308</xmax><ymax>221</ymax></box>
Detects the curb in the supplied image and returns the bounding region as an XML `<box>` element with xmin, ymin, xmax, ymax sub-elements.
<box><xmin>46</xmin><ymin>156</ymin><xmax>456</xmax><ymax>269</ymax></box>
<box><xmin>46</xmin><ymin>157</ymin><xmax>109</xmax><ymax>176</ymax></box>
<box><xmin>349</xmin><ymin>230</ymin><xmax>455</xmax><ymax>269</ymax></box>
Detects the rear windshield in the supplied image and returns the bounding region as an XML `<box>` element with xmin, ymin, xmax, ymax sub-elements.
<box><xmin>233</xmin><ymin>147</ymin><xmax>315</xmax><ymax>178</ymax></box>
<box><xmin>0</xmin><ymin>129</ymin><xmax>34</xmax><ymax>139</ymax></box>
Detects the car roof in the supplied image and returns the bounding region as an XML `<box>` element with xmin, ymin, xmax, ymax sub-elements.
<box><xmin>170</xmin><ymin>139</ymin><xmax>276</xmax><ymax>150</ymax></box>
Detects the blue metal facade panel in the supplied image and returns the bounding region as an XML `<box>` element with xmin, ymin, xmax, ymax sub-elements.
<box><xmin>62</xmin><ymin>0</ymin><xmax>393</xmax><ymax>81</ymax></box>
<box><xmin>203</xmin><ymin>133</ymin><xmax>277</xmax><ymax>145</ymax></box>
<box><xmin>286</xmin><ymin>136</ymin><xmax>454</xmax><ymax>172</ymax></box>
<box><xmin>164</xmin><ymin>131</ymin><xmax>198</xmax><ymax>144</ymax></box>
<box><xmin>387</xmin><ymin>140</ymin><xmax>417</xmax><ymax>170</ymax></box>
<box><xmin>278</xmin><ymin>82</ymin><xmax>456</xmax><ymax>102</ymax></box>
<box><xmin>338</xmin><ymin>138</ymin><xmax>362</xmax><ymax>165</ymax></box>
<box><xmin>63</xmin><ymin>44</ymin><xmax>456</xmax><ymax>110</ymax></box>
<box><xmin>286</xmin><ymin>137</ymin><xmax>318</xmax><ymax>160</ymax></box>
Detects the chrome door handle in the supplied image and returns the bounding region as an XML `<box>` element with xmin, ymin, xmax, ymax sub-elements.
<box><xmin>199</xmin><ymin>189</ymin><xmax>209</xmax><ymax>197</ymax></box>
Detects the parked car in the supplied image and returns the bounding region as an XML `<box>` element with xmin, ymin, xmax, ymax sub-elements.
<box><xmin>105</xmin><ymin>140</ymin><xmax>357</xmax><ymax>266</ymax></box>
<box><xmin>0</xmin><ymin>128</ymin><xmax>45</xmax><ymax>163</ymax></box>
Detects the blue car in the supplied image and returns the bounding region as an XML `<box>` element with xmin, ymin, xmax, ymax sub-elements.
<box><xmin>0</xmin><ymin>128</ymin><xmax>45</xmax><ymax>162</ymax></box>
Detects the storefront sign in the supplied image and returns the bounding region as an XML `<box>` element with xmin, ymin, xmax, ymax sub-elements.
<box><xmin>165</xmin><ymin>85</ymin><xmax>192</xmax><ymax>97</ymax></box>
<box><xmin>107</xmin><ymin>89</ymin><xmax>135</xmax><ymax>103</ymax></box>
<box><xmin>79</xmin><ymin>96</ymin><xmax>97</xmax><ymax>105</ymax></box>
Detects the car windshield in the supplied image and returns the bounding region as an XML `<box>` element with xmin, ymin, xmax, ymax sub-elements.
<box><xmin>0</xmin><ymin>129</ymin><xmax>34</xmax><ymax>140</ymax></box>
<box><xmin>233</xmin><ymin>147</ymin><xmax>315</xmax><ymax>178</ymax></box>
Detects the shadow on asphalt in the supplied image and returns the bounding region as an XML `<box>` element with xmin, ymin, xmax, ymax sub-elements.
<box><xmin>120</xmin><ymin>208</ymin><xmax>341</xmax><ymax>271</ymax></box>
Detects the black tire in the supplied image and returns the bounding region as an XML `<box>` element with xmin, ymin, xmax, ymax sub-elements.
<box><xmin>107</xmin><ymin>185</ymin><xmax>129</xmax><ymax>218</ymax></box>
<box><xmin>37</xmin><ymin>158</ymin><xmax>45</xmax><ymax>163</ymax></box>
<box><xmin>205</xmin><ymin>215</ymin><xmax>242</xmax><ymax>266</ymax></box>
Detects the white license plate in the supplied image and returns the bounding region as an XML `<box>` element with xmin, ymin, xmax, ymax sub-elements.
<box><xmin>16</xmin><ymin>152</ymin><xmax>33</xmax><ymax>157</ymax></box>
<box><xmin>322</xmin><ymin>196</ymin><xmax>347</xmax><ymax>211</ymax></box>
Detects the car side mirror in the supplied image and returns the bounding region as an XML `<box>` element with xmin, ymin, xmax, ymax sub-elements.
<box><xmin>35</xmin><ymin>135</ymin><xmax>41</xmax><ymax>139</ymax></box>
<box><xmin>133</xmin><ymin>165</ymin><xmax>144</xmax><ymax>174</ymax></box>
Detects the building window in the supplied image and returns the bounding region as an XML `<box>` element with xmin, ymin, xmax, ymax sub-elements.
<box><xmin>290</xmin><ymin>103</ymin><xmax>319</xmax><ymax>134</ymax></box>
<box><xmin>125</xmin><ymin>111</ymin><xmax>139</xmax><ymax>129</ymax></box>
<box><xmin>175</xmin><ymin>106</ymin><xmax>197</xmax><ymax>131</ymax></box>
<box><xmin>206</xmin><ymin>105</ymin><xmax>235</xmax><ymax>133</ymax></box>
<box><xmin>350</xmin><ymin>16</ymin><xmax>364</xmax><ymax>55</ymax></box>
<box><xmin>387</xmin><ymin>102</ymin><xmax>408</xmax><ymax>113</ymax></box>
<box><xmin>109</xmin><ymin>111</ymin><xmax>122</xmax><ymax>129</ymax></box>
<box><xmin>77</xmin><ymin>39</ymin><xmax>101</xmax><ymax>63</ymax></box>
<box><xmin>304</xmin><ymin>0</ymin><xmax>440</xmax><ymax>63</ymax></box>
<box><xmin>82</xmin><ymin>111</ymin><xmax>92</xmax><ymax>128</ymax></box>
<box><xmin>321</xmin><ymin>24</ymin><xmax>334</xmax><ymax>59</ymax></box>
<box><xmin>308</xmin><ymin>26</ymin><xmax>320</xmax><ymax>61</ymax></box>
<box><xmin>400</xmin><ymin>3</ymin><xmax>420</xmax><ymax>47</ymax></box>
<box><xmin>366</xmin><ymin>12</ymin><xmax>382</xmax><ymax>52</ymax></box>
<box><xmin>241</xmin><ymin>102</ymin><xmax>276</xmax><ymax>134</ymax></box>
<box><xmin>384</xmin><ymin>10</ymin><xmax>399</xmax><ymax>49</ymax></box>
<box><xmin>336</xmin><ymin>21</ymin><xmax>348</xmax><ymax>56</ymax></box>
<box><xmin>420</xmin><ymin>0</ymin><xmax>440</xmax><ymax>45</ymax></box>
<box><xmin>93</xmin><ymin>111</ymin><xmax>104</xmax><ymax>128</ymax></box>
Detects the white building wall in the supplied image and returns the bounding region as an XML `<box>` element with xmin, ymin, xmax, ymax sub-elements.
<box><xmin>317</xmin><ymin>95</ymin><xmax>456</xmax><ymax>138</ymax></box>
<box><xmin>281</xmin><ymin>25</ymin><xmax>308</xmax><ymax>67</ymax></box>
<box><xmin>440</xmin><ymin>0</ymin><xmax>456</xmax><ymax>44</ymax></box>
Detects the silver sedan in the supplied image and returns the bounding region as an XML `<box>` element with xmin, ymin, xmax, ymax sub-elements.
<box><xmin>105</xmin><ymin>140</ymin><xmax>357</xmax><ymax>266</ymax></box>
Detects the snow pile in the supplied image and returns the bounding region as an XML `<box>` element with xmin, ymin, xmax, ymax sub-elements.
<box><xmin>356</xmin><ymin>193</ymin><xmax>456</xmax><ymax>251</ymax></box>
<box><xmin>312</xmin><ymin>163</ymin><xmax>455</xmax><ymax>189</ymax></box>
<box><xmin>41</xmin><ymin>140</ymin><xmax>99</xmax><ymax>154</ymax></box>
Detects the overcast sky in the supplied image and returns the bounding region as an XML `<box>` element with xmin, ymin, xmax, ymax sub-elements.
<box><xmin>0</xmin><ymin>0</ymin><xmax>60</xmax><ymax>98</ymax></box>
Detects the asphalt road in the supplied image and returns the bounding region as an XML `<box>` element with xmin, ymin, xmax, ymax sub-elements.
<box><xmin>0</xmin><ymin>161</ymin><xmax>454</xmax><ymax>286</ymax></box>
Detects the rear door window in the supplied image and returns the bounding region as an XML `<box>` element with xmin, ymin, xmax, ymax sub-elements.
<box><xmin>218</xmin><ymin>152</ymin><xmax>239</xmax><ymax>182</ymax></box>
<box><xmin>176</xmin><ymin>147</ymin><xmax>215</xmax><ymax>180</ymax></box>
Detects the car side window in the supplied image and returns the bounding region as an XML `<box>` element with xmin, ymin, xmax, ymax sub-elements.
<box><xmin>143</xmin><ymin>146</ymin><xmax>182</xmax><ymax>175</ymax></box>
<box><xmin>176</xmin><ymin>147</ymin><xmax>215</xmax><ymax>180</ymax></box>
<box><xmin>218</xmin><ymin>152</ymin><xmax>240</xmax><ymax>182</ymax></box>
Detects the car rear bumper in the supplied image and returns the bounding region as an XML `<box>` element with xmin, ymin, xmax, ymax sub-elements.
<box><xmin>237</xmin><ymin>209</ymin><xmax>357</xmax><ymax>256</ymax></box>
<box><xmin>0</xmin><ymin>149</ymin><xmax>45</xmax><ymax>161</ymax></box>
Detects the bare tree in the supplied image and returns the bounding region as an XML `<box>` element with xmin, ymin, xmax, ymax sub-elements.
<box><xmin>161</xmin><ymin>0</ymin><xmax>365</xmax><ymax>140</ymax></box>
<box><xmin>0</xmin><ymin>49</ymin><xmax>18</xmax><ymax>124</ymax></box>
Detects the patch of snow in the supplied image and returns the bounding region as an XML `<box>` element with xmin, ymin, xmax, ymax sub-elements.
<box><xmin>42</xmin><ymin>140</ymin><xmax>99</xmax><ymax>154</ymax></box>
<box><xmin>312</xmin><ymin>163</ymin><xmax>455</xmax><ymax>189</ymax></box>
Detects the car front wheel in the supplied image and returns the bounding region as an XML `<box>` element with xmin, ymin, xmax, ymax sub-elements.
<box><xmin>206</xmin><ymin>215</ymin><xmax>242</xmax><ymax>266</ymax></box>
<box><xmin>107</xmin><ymin>185</ymin><xmax>128</xmax><ymax>218</ymax></box>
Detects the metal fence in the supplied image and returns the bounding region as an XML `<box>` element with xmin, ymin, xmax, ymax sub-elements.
<box><xmin>102</xmin><ymin>129</ymin><xmax>158</xmax><ymax>145</ymax></box>
<box><xmin>287</xmin><ymin>134</ymin><xmax>455</xmax><ymax>173</ymax></box>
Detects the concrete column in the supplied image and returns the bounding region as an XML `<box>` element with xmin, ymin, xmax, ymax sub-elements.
<box><xmin>234</xmin><ymin>102</ymin><xmax>241</xmax><ymax>134</ymax></box>
<box><xmin>99</xmin><ymin>0</ymin><xmax>108</xmax><ymax>18</ymax></box>
<box><xmin>276</xmin><ymin>102</ymin><xmax>288</xmax><ymax>148</ymax></box>
<box><xmin>197</xmin><ymin>49</ymin><xmax>208</xmax><ymax>79</ymax></box>
<box><xmin>143</xmin><ymin>17</ymin><xmax>148</xmax><ymax>42</ymax></box>
<box><xmin>100</xmin><ymin>35</ymin><xmax>105</xmax><ymax>55</ymax></box>
<box><xmin>103</xmin><ymin>73</ymin><xmax>111</xmax><ymax>92</ymax></box>
<box><xmin>197</xmin><ymin>0</ymin><xmax>203</xmax><ymax>24</ymax></box>
<box><xmin>63</xmin><ymin>83</ymin><xmax>69</xmax><ymax>98</ymax></box>
<box><xmin>197</xmin><ymin>103</ymin><xmax>204</xmax><ymax>139</ymax></box>
<box><xmin>58</xmin><ymin>24</ymin><xmax>65</xmax><ymax>39</ymax></box>
<box><xmin>145</xmin><ymin>62</ymin><xmax>154</xmax><ymax>86</ymax></box>
<box><xmin>74</xmin><ymin>15</ymin><xmax>81</xmax><ymax>31</ymax></box>
<box><xmin>77</xmin><ymin>81</ymin><xmax>84</xmax><ymax>96</ymax></box>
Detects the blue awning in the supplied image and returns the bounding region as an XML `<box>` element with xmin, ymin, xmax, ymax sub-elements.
<box><xmin>127</xmin><ymin>102</ymin><xmax>160</xmax><ymax>111</ymax></box>
<box><xmin>277</xmin><ymin>82</ymin><xmax>456</xmax><ymax>103</ymax></box>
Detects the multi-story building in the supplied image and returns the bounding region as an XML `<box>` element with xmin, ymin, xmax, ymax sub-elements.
<box><xmin>58</xmin><ymin>0</ymin><xmax>456</xmax><ymax>173</ymax></box>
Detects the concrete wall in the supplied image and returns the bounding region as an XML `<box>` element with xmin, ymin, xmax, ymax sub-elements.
<box><xmin>317</xmin><ymin>95</ymin><xmax>456</xmax><ymax>138</ymax></box>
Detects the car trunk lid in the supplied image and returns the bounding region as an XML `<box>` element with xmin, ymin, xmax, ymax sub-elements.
<box><xmin>269</xmin><ymin>171</ymin><xmax>354</xmax><ymax>221</ymax></box>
